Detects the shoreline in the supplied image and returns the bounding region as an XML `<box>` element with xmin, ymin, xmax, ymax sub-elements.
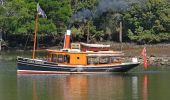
<box><xmin>1</xmin><ymin>43</ymin><xmax>170</xmax><ymax>66</ymax></box>
<box><xmin>111</xmin><ymin>43</ymin><xmax>170</xmax><ymax>66</ymax></box>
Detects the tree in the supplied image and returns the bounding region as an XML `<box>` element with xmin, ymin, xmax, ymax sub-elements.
<box><xmin>39</xmin><ymin>0</ymin><xmax>72</xmax><ymax>34</ymax></box>
<box><xmin>124</xmin><ymin>0</ymin><xmax>170</xmax><ymax>43</ymax></box>
<box><xmin>0</xmin><ymin>0</ymin><xmax>57</xmax><ymax>47</ymax></box>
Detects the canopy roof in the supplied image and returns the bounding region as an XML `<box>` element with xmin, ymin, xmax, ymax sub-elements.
<box><xmin>80</xmin><ymin>42</ymin><xmax>110</xmax><ymax>48</ymax></box>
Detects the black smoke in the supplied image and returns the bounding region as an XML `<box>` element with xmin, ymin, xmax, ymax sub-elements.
<box><xmin>68</xmin><ymin>0</ymin><xmax>140</xmax><ymax>28</ymax></box>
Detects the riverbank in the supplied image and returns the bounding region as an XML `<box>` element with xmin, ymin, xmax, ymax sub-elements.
<box><xmin>106</xmin><ymin>42</ymin><xmax>170</xmax><ymax>66</ymax></box>
<box><xmin>1</xmin><ymin>42</ymin><xmax>170</xmax><ymax>66</ymax></box>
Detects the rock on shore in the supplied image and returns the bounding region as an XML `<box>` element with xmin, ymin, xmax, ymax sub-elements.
<box><xmin>146</xmin><ymin>56</ymin><xmax>170</xmax><ymax>66</ymax></box>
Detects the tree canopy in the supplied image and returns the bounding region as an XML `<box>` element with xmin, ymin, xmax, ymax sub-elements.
<box><xmin>124</xmin><ymin>0</ymin><xmax>170</xmax><ymax>43</ymax></box>
<box><xmin>0</xmin><ymin>0</ymin><xmax>170</xmax><ymax>47</ymax></box>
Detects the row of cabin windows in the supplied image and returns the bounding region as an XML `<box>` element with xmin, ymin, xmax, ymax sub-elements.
<box><xmin>87</xmin><ymin>56</ymin><xmax>121</xmax><ymax>64</ymax></box>
<box><xmin>50</xmin><ymin>54</ymin><xmax>70</xmax><ymax>63</ymax></box>
<box><xmin>48</xmin><ymin>54</ymin><xmax>121</xmax><ymax>65</ymax></box>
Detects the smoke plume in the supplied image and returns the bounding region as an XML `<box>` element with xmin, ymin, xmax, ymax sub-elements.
<box><xmin>70</xmin><ymin>9</ymin><xmax>93</xmax><ymax>23</ymax></box>
<box><xmin>69</xmin><ymin>0</ymin><xmax>140</xmax><ymax>27</ymax></box>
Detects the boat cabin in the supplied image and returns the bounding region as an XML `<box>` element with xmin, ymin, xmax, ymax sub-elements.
<box><xmin>46</xmin><ymin>43</ymin><xmax>124</xmax><ymax>66</ymax></box>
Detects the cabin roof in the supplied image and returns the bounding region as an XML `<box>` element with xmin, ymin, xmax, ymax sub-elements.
<box><xmin>46</xmin><ymin>49</ymin><xmax>123</xmax><ymax>55</ymax></box>
<box><xmin>80</xmin><ymin>42</ymin><xmax>110</xmax><ymax>48</ymax></box>
<box><xmin>87</xmin><ymin>53</ymin><xmax>124</xmax><ymax>56</ymax></box>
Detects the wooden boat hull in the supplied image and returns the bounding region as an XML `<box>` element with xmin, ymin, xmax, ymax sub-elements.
<box><xmin>17</xmin><ymin>57</ymin><xmax>140</xmax><ymax>74</ymax></box>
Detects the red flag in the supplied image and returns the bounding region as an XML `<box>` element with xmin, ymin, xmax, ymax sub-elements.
<box><xmin>141</xmin><ymin>47</ymin><xmax>148</xmax><ymax>69</ymax></box>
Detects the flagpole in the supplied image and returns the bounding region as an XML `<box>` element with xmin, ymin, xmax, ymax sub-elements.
<box><xmin>141</xmin><ymin>47</ymin><xmax>148</xmax><ymax>69</ymax></box>
<box><xmin>32</xmin><ymin>14</ymin><xmax>38</xmax><ymax>59</ymax></box>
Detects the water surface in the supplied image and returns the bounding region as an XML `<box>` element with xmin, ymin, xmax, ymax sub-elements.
<box><xmin>0</xmin><ymin>51</ymin><xmax>170</xmax><ymax>100</ymax></box>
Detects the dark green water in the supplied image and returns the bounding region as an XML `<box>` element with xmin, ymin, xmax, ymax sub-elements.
<box><xmin>0</xmin><ymin>51</ymin><xmax>170</xmax><ymax>100</ymax></box>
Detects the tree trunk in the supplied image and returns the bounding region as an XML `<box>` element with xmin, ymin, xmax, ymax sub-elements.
<box><xmin>87</xmin><ymin>22</ymin><xmax>90</xmax><ymax>43</ymax></box>
<box><xmin>0</xmin><ymin>39</ymin><xmax>1</xmax><ymax>51</ymax></box>
<box><xmin>0</xmin><ymin>29</ymin><xmax>2</xmax><ymax>51</ymax></box>
<box><xmin>119</xmin><ymin>21</ymin><xmax>122</xmax><ymax>43</ymax></box>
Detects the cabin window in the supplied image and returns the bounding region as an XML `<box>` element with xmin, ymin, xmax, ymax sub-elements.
<box><xmin>87</xmin><ymin>57</ymin><xmax>99</xmax><ymax>64</ymax></box>
<box><xmin>111</xmin><ymin>57</ymin><xmax>116</xmax><ymax>62</ymax></box>
<box><xmin>99</xmin><ymin>57</ymin><xmax>109</xmax><ymax>64</ymax></box>
<box><xmin>64</xmin><ymin>55</ymin><xmax>70</xmax><ymax>63</ymax></box>
<box><xmin>46</xmin><ymin>54</ymin><xmax>51</xmax><ymax>61</ymax></box>
<box><xmin>52</xmin><ymin>54</ymin><xmax>57</xmax><ymax>62</ymax></box>
<box><xmin>58</xmin><ymin>54</ymin><xmax>63</xmax><ymax>63</ymax></box>
<box><xmin>111</xmin><ymin>57</ymin><xmax>121</xmax><ymax>63</ymax></box>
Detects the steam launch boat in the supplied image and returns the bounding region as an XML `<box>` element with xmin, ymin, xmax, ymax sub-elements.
<box><xmin>17</xmin><ymin>30</ymin><xmax>140</xmax><ymax>74</ymax></box>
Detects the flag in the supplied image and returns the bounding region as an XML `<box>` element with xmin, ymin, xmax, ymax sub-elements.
<box><xmin>37</xmin><ymin>3</ymin><xmax>47</xmax><ymax>18</ymax></box>
<box><xmin>141</xmin><ymin>47</ymin><xmax>148</xmax><ymax>69</ymax></box>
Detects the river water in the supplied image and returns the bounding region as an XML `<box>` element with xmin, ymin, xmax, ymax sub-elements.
<box><xmin>0</xmin><ymin>51</ymin><xmax>170</xmax><ymax>100</ymax></box>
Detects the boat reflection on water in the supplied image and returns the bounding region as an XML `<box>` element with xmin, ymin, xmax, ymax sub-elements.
<box><xmin>32</xmin><ymin>80</ymin><xmax>38</xmax><ymax>100</ymax></box>
<box><xmin>143</xmin><ymin>75</ymin><xmax>148</xmax><ymax>100</ymax></box>
<box><xmin>63</xmin><ymin>76</ymin><xmax>88</xmax><ymax>100</ymax></box>
<box><xmin>132</xmin><ymin>76</ymin><xmax>138</xmax><ymax>100</ymax></box>
<box><xmin>131</xmin><ymin>74</ymin><xmax>148</xmax><ymax>100</ymax></box>
<box><xmin>17</xmin><ymin>74</ymin><xmax>149</xmax><ymax>100</ymax></box>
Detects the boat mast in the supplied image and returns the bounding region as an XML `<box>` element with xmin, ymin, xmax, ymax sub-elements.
<box><xmin>32</xmin><ymin>3</ymin><xmax>46</xmax><ymax>59</ymax></box>
<box><xmin>32</xmin><ymin>14</ymin><xmax>38</xmax><ymax>59</ymax></box>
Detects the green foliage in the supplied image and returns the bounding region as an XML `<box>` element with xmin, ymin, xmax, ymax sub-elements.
<box><xmin>71</xmin><ymin>20</ymin><xmax>103</xmax><ymax>42</ymax></box>
<box><xmin>71</xmin><ymin>0</ymin><xmax>97</xmax><ymax>13</ymax></box>
<box><xmin>95</xmin><ymin>12</ymin><xmax>123</xmax><ymax>41</ymax></box>
<box><xmin>88</xmin><ymin>21</ymin><xmax>104</xmax><ymax>41</ymax></box>
<box><xmin>39</xmin><ymin>0</ymin><xmax>72</xmax><ymax>30</ymax></box>
<box><xmin>0</xmin><ymin>0</ymin><xmax>57</xmax><ymax>36</ymax></box>
<box><xmin>124</xmin><ymin>0</ymin><xmax>170</xmax><ymax>43</ymax></box>
<box><xmin>1</xmin><ymin>0</ymin><xmax>170</xmax><ymax>47</ymax></box>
